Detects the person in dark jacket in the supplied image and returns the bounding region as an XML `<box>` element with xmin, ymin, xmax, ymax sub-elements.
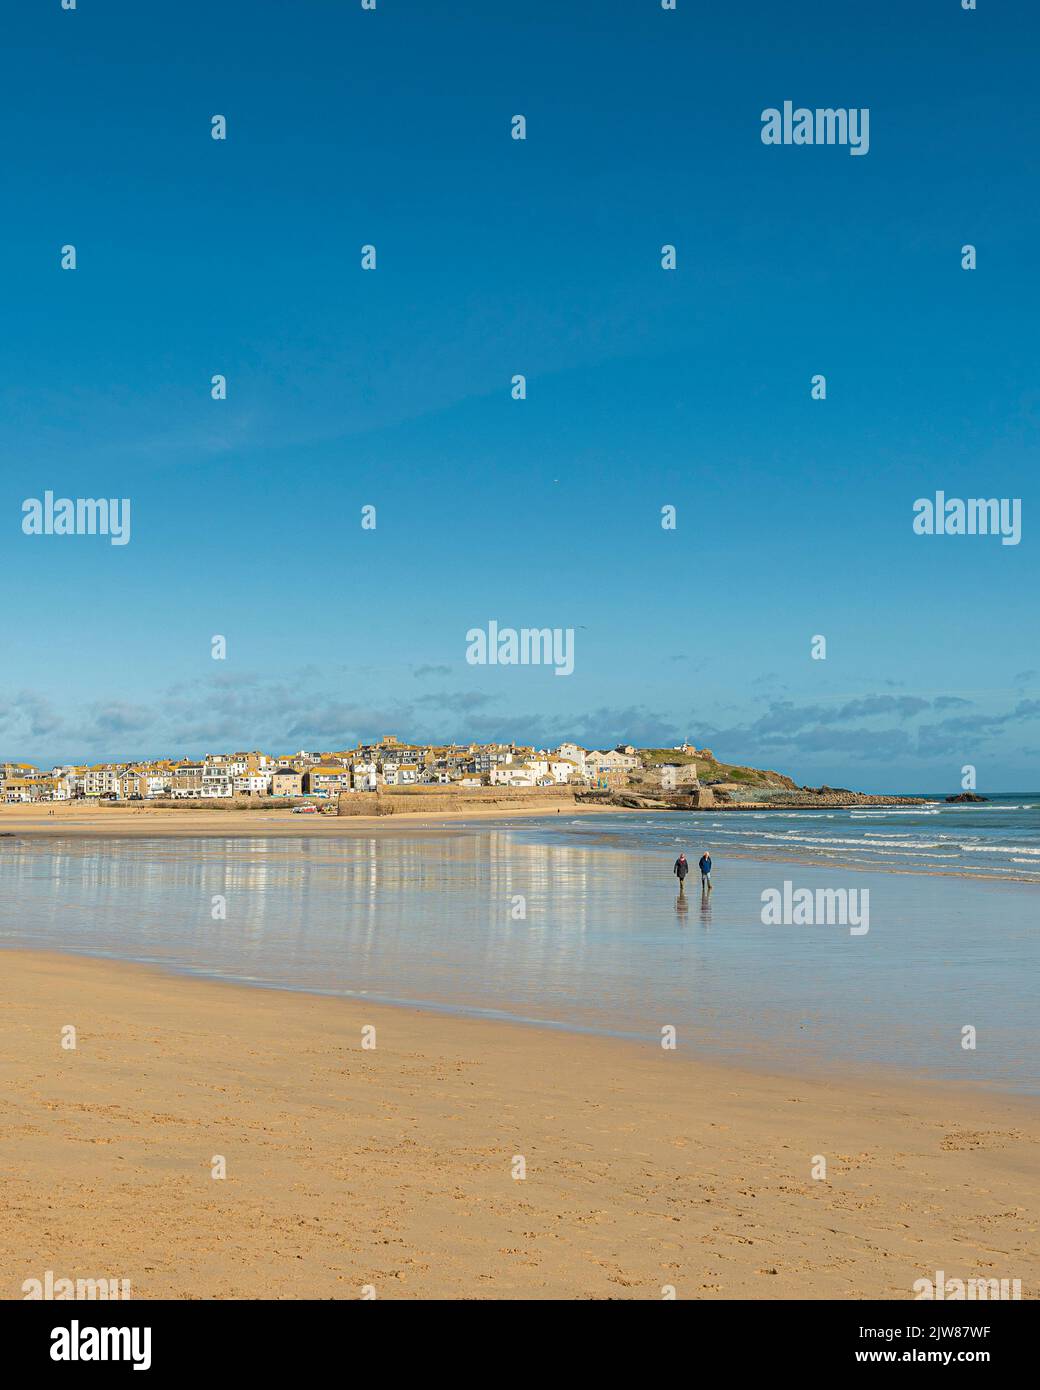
<box><xmin>699</xmin><ymin>851</ymin><xmax>713</xmax><ymax>891</ymax></box>
<box><xmin>673</xmin><ymin>853</ymin><xmax>690</xmax><ymax>894</ymax></box>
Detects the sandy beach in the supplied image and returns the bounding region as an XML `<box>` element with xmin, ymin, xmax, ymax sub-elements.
<box><xmin>0</xmin><ymin>799</ymin><xmax>613</xmax><ymax>839</ymax></box>
<box><xmin>1</xmin><ymin>949</ymin><xmax>1036</xmax><ymax>1300</ymax></box>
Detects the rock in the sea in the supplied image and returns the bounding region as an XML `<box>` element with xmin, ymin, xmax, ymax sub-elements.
<box><xmin>945</xmin><ymin>792</ymin><xmax>988</xmax><ymax>803</ymax></box>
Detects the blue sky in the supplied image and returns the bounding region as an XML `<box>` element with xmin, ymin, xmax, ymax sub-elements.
<box><xmin>3</xmin><ymin>0</ymin><xmax>1038</xmax><ymax>790</ymax></box>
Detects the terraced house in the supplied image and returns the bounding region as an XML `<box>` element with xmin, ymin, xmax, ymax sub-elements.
<box><xmin>1</xmin><ymin>761</ymin><xmax>38</xmax><ymax>781</ymax></box>
<box><xmin>270</xmin><ymin>767</ymin><xmax>304</xmax><ymax>797</ymax></box>
<box><xmin>0</xmin><ymin>738</ymin><xmax>632</xmax><ymax>804</ymax></box>
<box><xmin>84</xmin><ymin>765</ymin><xmax>123</xmax><ymax>798</ymax></box>
<box><xmin>171</xmin><ymin>760</ymin><xmax>205</xmax><ymax>797</ymax></box>
<box><xmin>304</xmin><ymin>765</ymin><xmax>351</xmax><ymax>797</ymax></box>
<box><xmin>2</xmin><ymin>776</ymin><xmax>57</xmax><ymax>803</ymax></box>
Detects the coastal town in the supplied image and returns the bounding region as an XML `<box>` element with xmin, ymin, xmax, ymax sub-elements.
<box><xmin>0</xmin><ymin>738</ymin><xmax>935</xmax><ymax>813</ymax></box>
<box><xmin>0</xmin><ymin>735</ymin><xmax>671</xmax><ymax>805</ymax></box>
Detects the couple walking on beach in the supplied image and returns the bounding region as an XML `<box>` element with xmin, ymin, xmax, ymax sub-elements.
<box><xmin>674</xmin><ymin>850</ymin><xmax>712</xmax><ymax>894</ymax></box>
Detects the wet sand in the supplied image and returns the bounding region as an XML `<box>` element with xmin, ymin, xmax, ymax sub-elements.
<box><xmin>2</xmin><ymin>950</ymin><xmax>1036</xmax><ymax>1300</ymax></box>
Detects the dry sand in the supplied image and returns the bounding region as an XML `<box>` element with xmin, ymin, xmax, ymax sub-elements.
<box><xmin>1</xmin><ymin>950</ymin><xmax>1036</xmax><ymax>1300</ymax></box>
<box><xmin>0</xmin><ymin>799</ymin><xmax>609</xmax><ymax>839</ymax></box>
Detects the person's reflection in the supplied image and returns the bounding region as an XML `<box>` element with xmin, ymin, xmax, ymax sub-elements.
<box><xmin>699</xmin><ymin>883</ymin><xmax>712</xmax><ymax>925</ymax></box>
<box><xmin>675</xmin><ymin>890</ymin><xmax>689</xmax><ymax>920</ymax></box>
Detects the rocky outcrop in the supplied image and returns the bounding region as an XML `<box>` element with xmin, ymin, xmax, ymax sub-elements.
<box><xmin>760</xmin><ymin>789</ymin><xmax>925</xmax><ymax>808</ymax></box>
<box><xmin>945</xmin><ymin>792</ymin><xmax>988</xmax><ymax>803</ymax></box>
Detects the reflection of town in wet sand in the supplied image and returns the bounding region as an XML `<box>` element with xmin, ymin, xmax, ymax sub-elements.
<box><xmin>0</xmin><ymin>823</ymin><xmax>1035</xmax><ymax>1091</ymax></box>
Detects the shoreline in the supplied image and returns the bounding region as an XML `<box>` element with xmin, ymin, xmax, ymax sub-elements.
<box><xmin>3</xmin><ymin>937</ymin><xmax>1034</xmax><ymax>1102</ymax></box>
<box><xmin>2</xmin><ymin>948</ymin><xmax>1036</xmax><ymax>1300</ymax></box>
<box><xmin>2</xmin><ymin>801</ymin><xmax>1036</xmax><ymax>885</ymax></box>
<box><xmin>0</xmin><ymin>793</ymin><xmax>936</xmax><ymax>839</ymax></box>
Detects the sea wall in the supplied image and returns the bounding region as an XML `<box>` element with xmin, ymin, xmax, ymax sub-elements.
<box><xmin>336</xmin><ymin>786</ymin><xmax>578</xmax><ymax>816</ymax></box>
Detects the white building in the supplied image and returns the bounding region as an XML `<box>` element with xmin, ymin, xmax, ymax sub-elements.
<box><xmin>490</xmin><ymin>764</ymin><xmax>538</xmax><ymax>788</ymax></box>
<box><xmin>234</xmin><ymin>773</ymin><xmax>272</xmax><ymax>796</ymax></box>
<box><xmin>201</xmin><ymin>771</ymin><xmax>234</xmax><ymax>798</ymax></box>
<box><xmin>352</xmin><ymin>762</ymin><xmax>378</xmax><ymax>791</ymax></box>
<box><xmin>547</xmin><ymin>758</ymin><xmax>578</xmax><ymax>784</ymax></box>
<box><xmin>554</xmin><ymin>743</ymin><xmax>587</xmax><ymax>771</ymax></box>
<box><xmin>84</xmin><ymin>766</ymin><xmax>121</xmax><ymax>798</ymax></box>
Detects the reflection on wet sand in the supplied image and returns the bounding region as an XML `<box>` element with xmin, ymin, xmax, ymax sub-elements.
<box><xmin>0</xmin><ymin>829</ymin><xmax>1036</xmax><ymax>1090</ymax></box>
